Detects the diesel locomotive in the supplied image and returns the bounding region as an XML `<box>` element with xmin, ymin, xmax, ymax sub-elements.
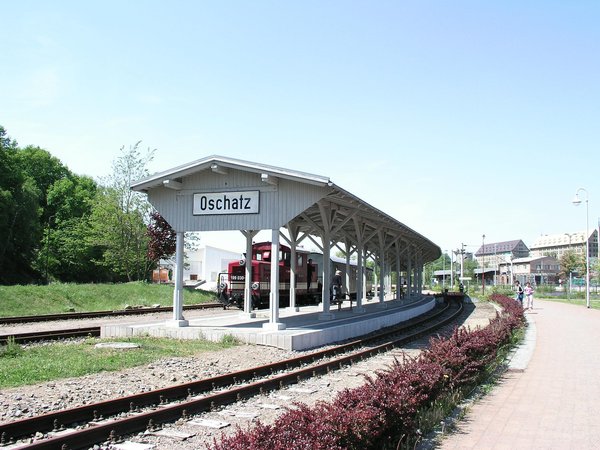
<box><xmin>218</xmin><ymin>241</ymin><xmax>373</xmax><ymax>309</ymax></box>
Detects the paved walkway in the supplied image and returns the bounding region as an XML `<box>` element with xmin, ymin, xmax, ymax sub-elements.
<box><xmin>440</xmin><ymin>299</ymin><xmax>600</xmax><ymax>449</ymax></box>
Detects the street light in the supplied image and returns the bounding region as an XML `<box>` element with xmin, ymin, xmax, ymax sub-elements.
<box><xmin>572</xmin><ymin>188</ymin><xmax>590</xmax><ymax>308</ymax></box>
<box><xmin>564</xmin><ymin>232</ymin><xmax>575</xmax><ymax>299</ymax></box>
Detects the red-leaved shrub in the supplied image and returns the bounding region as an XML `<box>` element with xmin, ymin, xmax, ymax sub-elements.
<box><xmin>210</xmin><ymin>295</ymin><xmax>525</xmax><ymax>450</ymax></box>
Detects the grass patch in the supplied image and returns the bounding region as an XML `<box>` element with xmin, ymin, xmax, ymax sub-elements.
<box><xmin>0</xmin><ymin>336</ymin><xmax>238</xmax><ymax>388</ymax></box>
<box><xmin>0</xmin><ymin>282</ymin><xmax>219</xmax><ymax>317</ymax></box>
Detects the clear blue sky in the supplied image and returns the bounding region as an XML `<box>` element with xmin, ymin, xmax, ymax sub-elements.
<box><xmin>2</xmin><ymin>1</ymin><xmax>599</xmax><ymax>257</ymax></box>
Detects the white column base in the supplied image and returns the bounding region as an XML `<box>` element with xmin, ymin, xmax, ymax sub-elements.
<box><xmin>238</xmin><ymin>312</ymin><xmax>256</xmax><ymax>319</ymax></box>
<box><xmin>165</xmin><ymin>319</ymin><xmax>189</xmax><ymax>328</ymax></box>
<box><xmin>262</xmin><ymin>322</ymin><xmax>286</xmax><ymax>331</ymax></box>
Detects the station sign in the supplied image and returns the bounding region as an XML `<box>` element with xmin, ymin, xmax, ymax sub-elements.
<box><xmin>193</xmin><ymin>191</ymin><xmax>260</xmax><ymax>215</ymax></box>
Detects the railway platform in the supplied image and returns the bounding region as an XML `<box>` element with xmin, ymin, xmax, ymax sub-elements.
<box><xmin>101</xmin><ymin>295</ymin><xmax>436</xmax><ymax>351</ymax></box>
<box><xmin>438</xmin><ymin>299</ymin><xmax>600</xmax><ymax>449</ymax></box>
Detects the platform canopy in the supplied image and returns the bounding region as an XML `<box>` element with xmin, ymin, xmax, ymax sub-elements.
<box><xmin>131</xmin><ymin>155</ymin><xmax>441</xmax><ymax>266</ymax></box>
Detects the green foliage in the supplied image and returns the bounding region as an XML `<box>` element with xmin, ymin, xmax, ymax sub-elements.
<box><xmin>0</xmin><ymin>282</ymin><xmax>218</xmax><ymax>317</ymax></box>
<box><xmin>485</xmin><ymin>285</ymin><xmax>514</xmax><ymax>299</ymax></box>
<box><xmin>462</xmin><ymin>257</ymin><xmax>478</xmax><ymax>280</ymax></box>
<box><xmin>88</xmin><ymin>142</ymin><xmax>156</xmax><ymax>281</ymax></box>
<box><xmin>424</xmin><ymin>252</ymin><xmax>451</xmax><ymax>288</ymax></box>
<box><xmin>559</xmin><ymin>249</ymin><xmax>584</xmax><ymax>279</ymax></box>
<box><xmin>0</xmin><ymin>337</ymin><xmax>24</xmax><ymax>359</ymax></box>
<box><xmin>220</xmin><ymin>334</ymin><xmax>239</xmax><ymax>346</ymax></box>
<box><xmin>37</xmin><ymin>174</ymin><xmax>106</xmax><ymax>282</ymax></box>
<box><xmin>0</xmin><ymin>127</ymin><xmax>43</xmax><ymax>283</ymax></box>
<box><xmin>16</xmin><ymin>146</ymin><xmax>70</xmax><ymax>214</ymax></box>
<box><xmin>0</xmin><ymin>126</ymin><xmax>159</xmax><ymax>284</ymax></box>
<box><xmin>0</xmin><ymin>336</ymin><xmax>238</xmax><ymax>388</ymax></box>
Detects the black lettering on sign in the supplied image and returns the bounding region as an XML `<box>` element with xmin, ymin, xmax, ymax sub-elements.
<box><xmin>193</xmin><ymin>191</ymin><xmax>260</xmax><ymax>215</ymax></box>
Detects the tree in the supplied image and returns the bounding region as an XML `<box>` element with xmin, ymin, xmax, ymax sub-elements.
<box><xmin>39</xmin><ymin>175</ymin><xmax>107</xmax><ymax>282</ymax></box>
<box><xmin>423</xmin><ymin>253</ymin><xmax>450</xmax><ymax>288</ymax></box>
<box><xmin>0</xmin><ymin>127</ymin><xmax>43</xmax><ymax>283</ymax></box>
<box><xmin>147</xmin><ymin>211</ymin><xmax>176</xmax><ymax>263</ymax></box>
<box><xmin>16</xmin><ymin>146</ymin><xmax>70</xmax><ymax>222</ymax></box>
<box><xmin>88</xmin><ymin>142</ymin><xmax>156</xmax><ymax>281</ymax></box>
<box><xmin>146</xmin><ymin>211</ymin><xmax>177</xmax><ymax>282</ymax></box>
<box><xmin>559</xmin><ymin>249</ymin><xmax>584</xmax><ymax>280</ymax></box>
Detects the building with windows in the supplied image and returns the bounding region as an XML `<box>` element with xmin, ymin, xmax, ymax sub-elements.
<box><xmin>497</xmin><ymin>255</ymin><xmax>561</xmax><ymax>286</ymax></box>
<box><xmin>474</xmin><ymin>240</ymin><xmax>529</xmax><ymax>271</ymax></box>
<box><xmin>530</xmin><ymin>231</ymin><xmax>598</xmax><ymax>261</ymax></box>
<box><xmin>474</xmin><ymin>239</ymin><xmax>563</xmax><ymax>286</ymax></box>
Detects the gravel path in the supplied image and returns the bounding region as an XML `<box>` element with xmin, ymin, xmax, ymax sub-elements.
<box><xmin>0</xmin><ymin>300</ymin><xmax>498</xmax><ymax>449</ymax></box>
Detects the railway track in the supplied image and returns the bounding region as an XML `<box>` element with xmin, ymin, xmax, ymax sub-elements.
<box><xmin>0</xmin><ymin>327</ymin><xmax>101</xmax><ymax>345</ymax></box>
<box><xmin>0</xmin><ymin>302</ymin><xmax>225</xmax><ymax>325</ymax></box>
<box><xmin>0</xmin><ymin>299</ymin><xmax>464</xmax><ymax>449</ymax></box>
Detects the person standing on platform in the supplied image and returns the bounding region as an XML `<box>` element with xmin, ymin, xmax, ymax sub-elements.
<box><xmin>524</xmin><ymin>281</ymin><xmax>534</xmax><ymax>310</ymax></box>
<box><xmin>331</xmin><ymin>269</ymin><xmax>343</xmax><ymax>304</ymax></box>
<box><xmin>307</xmin><ymin>258</ymin><xmax>314</xmax><ymax>291</ymax></box>
<box><xmin>515</xmin><ymin>280</ymin><xmax>524</xmax><ymax>306</ymax></box>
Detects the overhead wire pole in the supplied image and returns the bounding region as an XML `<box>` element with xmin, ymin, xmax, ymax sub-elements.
<box><xmin>482</xmin><ymin>234</ymin><xmax>485</xmax><ymax>295</ymax></box>
<box><xmin>450</xmin><ymin>251</ymin><xmax>454</xmax><ymax>288</ymax></box>
<box><xmin>572</xmin><ymin>188</ymin><xmax>590</xmax><ymax>308</ymax></box>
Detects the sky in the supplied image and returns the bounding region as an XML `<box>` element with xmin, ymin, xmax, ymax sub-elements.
<box><xmin>2</xmin><ymin>1</ymin><xmax>599</xmax><ymax>257</ymax></box>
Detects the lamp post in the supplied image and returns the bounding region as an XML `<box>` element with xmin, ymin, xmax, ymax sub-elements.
<box><xmin>459</xmin><ymin>244</ymin><xmax>465</xmax><ymax>282</ymax></box>
<box><xmin>572</xmin><ymin>188</ymin><xmax>590</xmax><ymax>308</ymax></box>
<box><xmin>564</xmin><ymin>232</ymin><xmax>575</xmax><ymax>298</ymax></box>
<box><xmin>450</xmin><ymin>250</ymin><xmax>454</xmax><ymax>288</ymax></box>
<box><xmin>482</xmin><ymin>234</ymin><xmax>486</xmax><ymax>295</ymax></box>
<box><xmin>442</xmin><ymin>251</ymin><xmax>446</xmax><ymax>289</ymax></box>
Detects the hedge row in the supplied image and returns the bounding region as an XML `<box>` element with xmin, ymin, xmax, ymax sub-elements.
<box><xmin>210</xmin><ymin>294</ymin><xmax>525</xmax><ymax>450</ymax></box>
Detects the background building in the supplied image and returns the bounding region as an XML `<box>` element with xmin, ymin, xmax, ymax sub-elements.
<box><xmin>183</xmin><ymin>245</ymin><xmax>241</xmax><ymax>288</ymax></box>
<box><xmin>497</xmin><ymin>255</ymin><xmax>561</xmax><ymax>286</ymax></box>
<box><xmin>155</xmin><ymin>244</ymin><xmax>241</xmax><ymax>290</ymax></box>
<box><xmin>530</xmin><ymin>231</ymin><xmax>598</xmax><ymax>260</ymax></box>
<box><xmin>474</xmin><ymin>240</ymin><xmax>529</xmax><ymax>271</ymax></box>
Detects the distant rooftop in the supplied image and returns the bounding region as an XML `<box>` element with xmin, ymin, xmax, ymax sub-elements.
<box><xmin>476</xmin><ymin>239</ymin><xmax>527</xmax><ymax>256</ymax></box>
<box><xmin>530</xmin><ymin>231</ymin><xmax>589</xmax><ymax>249</ymax></box>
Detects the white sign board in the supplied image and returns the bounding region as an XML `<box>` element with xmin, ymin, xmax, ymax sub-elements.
<box><xmin>193</xmin><ymin>191</ymin><xmax>259</xmax><ymax>215</ymax></box>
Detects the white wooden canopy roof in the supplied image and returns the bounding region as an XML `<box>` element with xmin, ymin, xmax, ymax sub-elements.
<box><xmin>131</xmin><ymin>155</ymin><xmax>441</xmax><ymax>267</ymax></box>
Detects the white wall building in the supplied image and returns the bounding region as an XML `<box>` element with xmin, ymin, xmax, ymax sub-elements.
<box><xmin>184</xmin><ymin>245</ymin><xmax>241</xmax><ymax>287</ymax></box>
<box><xmin>158</xmin><ymin>244</ymin><xmax>241</xmax><ymax>289</ymax></box>
<box><xmin>530</xmin><ymin>230</ymin><xmax>598</xmax><ymax>260</ymax></box>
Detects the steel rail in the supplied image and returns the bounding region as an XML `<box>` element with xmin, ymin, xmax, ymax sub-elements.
<box><xmin>0</xmin><ymin>300</ymin><xmax>464</xmax><ymax>449</ymax></box>
<box><xmin>0</xmin><ymin>327</ymin><xmax>101</xmax><ymax>345</ymax></box>
<box><xmin>0</xmin><ymin>303</ymin><xmax>225</xmax><ymax>325</ymax></box>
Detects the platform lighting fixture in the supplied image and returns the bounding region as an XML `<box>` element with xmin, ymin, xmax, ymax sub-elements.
<box><xmin>261</xmin><ymin>173</ymin><xmax>278</xmax><ymax>185</ymax></box>
<box><xmin>162</xmin><ymin>179</ymin><xmax>182</xmax><ymax>190</ymax></box>
<box><xmin>211</xmin><ymin>163</ymin><xmax>229</xmax><ymax>175</ymax></box>
<box><xmin>572</xmin><ymin>188</ymin><xmax>590</xmax><ymax>308</ymax></box>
